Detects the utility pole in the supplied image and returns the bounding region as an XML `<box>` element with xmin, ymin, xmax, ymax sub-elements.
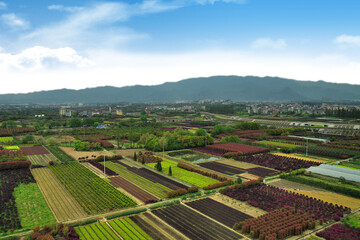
<box><xmin>205</xmin><ymin>130</ymin><xmax>207</xmax><ymax>146</ymax></box>
<box><xmin>103</xmin><ymin>150</ymin><xmax>106</xmax><ymax>179</ymax></box>
<box><xmin>162</xmin><ymin>140</ymin><xmax>165</xmax><ymax>158</ymax></box>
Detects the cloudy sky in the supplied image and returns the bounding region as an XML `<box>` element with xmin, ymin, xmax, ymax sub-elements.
<box><xmin>0</xmin><ymin>0</ymin><xmax>359</xmax><ymax>94</ymax></box>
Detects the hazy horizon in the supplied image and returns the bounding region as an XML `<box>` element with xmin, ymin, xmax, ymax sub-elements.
<box><xmin>0</xmin><ymin>0</ymin><xmax>359</xmax><ymax>94</ymax></box>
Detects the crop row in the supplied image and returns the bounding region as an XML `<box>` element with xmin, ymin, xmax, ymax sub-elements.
<box><xmin>235</xmin><ymin>153</ymin><xmax>320</xmax><ymax>172</ymax></box>
<box><xmin>152</xmin><ymin>204</ymin><xmax>243</xmax><ymax>240</ymax></box>
<box><xmin>237</xmin><ymin>206</ymin><xmax>316</xmax><ymax>239</ymax></box>
<box><xmin>3</xmin><ymin>145</ymin><xmax>20</xmax><ymax>150</ymax></box>
<box><xmin>0</xmin><ymin>127</ymin><xmax>35</xmax><ymax>136</ymax></box>
<box><xmin>0</xmin><ymin>137</ymin><xmax>14</xmax><ymax>143</ymax></box>
<box><xmin>104</xmin><ymin>161</ymin><xmax>171</xmax><ymax>198</ymax></box>
<box><xmin>316</xmin><ymin>223</ymin><xmax>360</xmax><ymax>240</ymax></box>
<box><xmin>89</xmin><ymin>161</ymin><xmax>117</xmax><ymax>176</ymax></box>
<box><xmin>221</xmin><ymin>181</ymin><xmax>350</xmax><ymax>222</ymax></box>
<box><xmin>196</xmin><ymin>143</ymin><xmax>269</xmax><ymax>157</ymax></box>
<box><xmin>31</xmin><ymin>168</ymin><xmax>87</xmax><ymax>222</ymax></box>
<box><xmin>20</xmin><ymin>146</ymin><xmax>49</xmax><ymax>156</ymax></box>
<box><xmin>109</xmin><ymin>176</ymin><xmax>158</xmax><ymax>203</ymax></box>
<box><xmin>76</xmin><ymin>217</ymin><xmax>152</xmax><ymax>240</ymax></box>
<box><xmin>50</xmin><ymin>162</ymin><xmax>136</xmax><ymax>214</ymax></box>
<box><xmin>46</xmin><ymin>145</ymin><xmax>74</xmax><ymax>163</ymax></box>
<box><xmin>185</xmin><ymin>198</ymin><xmax>252</xmax><ymax>228</ymax></box>
<box><xmin>294</xmin><ymin>146</ymin><xmax>355</xmax><ymax>159</ymax></box>
<box><xmin>27</xmin><ymin>154</ymin><xmax>57</xmax><ymax>166</ymax></box>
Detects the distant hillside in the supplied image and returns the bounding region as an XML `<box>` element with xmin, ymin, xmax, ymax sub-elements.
<box><xmin>0</xmin><ymin>76</ymin><xmax>359</xmax><ymax>104</ymax></box>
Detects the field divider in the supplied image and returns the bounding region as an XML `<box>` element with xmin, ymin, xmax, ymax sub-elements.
<box><xmin>180</xmin><ymin>202</ymin><xmax>250</xmax><ymax>240</ymax></box>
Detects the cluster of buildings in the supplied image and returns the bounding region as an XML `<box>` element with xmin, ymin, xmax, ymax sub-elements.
<box><xmin>246</xmin><ymin>103</ymin><xmax>360</xmax><ymax>115</ymax></box>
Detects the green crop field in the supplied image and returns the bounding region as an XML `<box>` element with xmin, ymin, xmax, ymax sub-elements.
<box><xmin>3</xmin><ymin>146</ymin><xmax>20</xmax><ymax>150</ymax></box>
<box><xmin>13</xmin><ymin>183</ymin><xmax>56</xmax><ymax>229</ymax></box>
<box><xmin>76</xmin><ymin>217</ymin><xmax>152</xmax><ymax>240</ymax></box>
<box><xmin>0</xmin><ymin>137</ymin><xmax>14</xmax><ymax>143</ymax></box>
<box><xmin>50</xmin><ymin>162</ymin><xmax>136</xmax><ymax>214</ymax></box>
<box><xmin>147</xmin><ymin>158</ymin><xmax>218</xmax><ymax>188</ymax></box>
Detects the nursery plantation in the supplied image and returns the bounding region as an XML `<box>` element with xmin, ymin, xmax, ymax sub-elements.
<box><xmin>0</xmin><ymin>104</ymin><xmax>360</xmax><ymax>240</ymax></box>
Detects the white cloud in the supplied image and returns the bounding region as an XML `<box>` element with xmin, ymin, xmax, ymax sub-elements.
<box><xmin>0</xmin><ymin>2</ymin><xmax>6</xmax><ymax>9</ymax></box>
<box><xmin>251</xmin><ymin>38</ymin><xmax>287</xmax><ymax>49</ymax></box>
<box><xmin>1</xmin><ymin>49</ymin><xmax>360</xmax><ymax>94</ymax></box>
<box><xmin>192</xmin><ymin>0</ymin><xmax>246</xmax><ymax>4</ymax></box>
<box><xmin>0</xmin><ymin>46</ymin><xmax>93</xmax><ymax>70</ymax></box>
<box><xmin>1</xmin><ymin>13</ymin><xmax>29</xmax><ymax>29</ymax></box>
<box><xmin>48</xmin><ymin>5</ymin><xmax>83</xmax><ymax>13</ymax></box>
<box><xmin>334</xmin><ymin>35</ymin><xmax>360</xmax><ymax>47</ymax></box>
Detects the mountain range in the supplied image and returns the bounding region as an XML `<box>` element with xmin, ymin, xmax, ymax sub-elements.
<box><xmin>0</xmin><ymin>76</ymin><xmax>359</xmax><ymax>104</ymax></box>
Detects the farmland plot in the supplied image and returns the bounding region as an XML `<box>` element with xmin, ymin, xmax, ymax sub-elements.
<box><xmin>76</xmin><ymin>218</ymin><xmax>153</xmax><ymax>240</ymax></box>
<box><xmin>130</xmin><ymin>212</ymin><xmax>188</xmax><ymax>240</ymax></box>
<box><xmin>198</xmin><ymin>161</ymin><xmax>246</xmax><ymax>175</ymax></box>
<box><xmin>105</xmin><ymin>161</ymin><xmax>181</xmax><ymax>198</ymax></box>
<box><xmin>0</xmin><ymin>168</ymin><xmax>55</xmax><ymax>233</ymax></box>
<box><xmin>152</xmin><ymin>204</ymin><xmax>243</xmax><ymax>240</ymax></box>
<box><xmin>20</xmin><ymin>146</ymin><xmax>49</xmax><ymax>155</ymax></box>
<box><xmin>185</xmin><ymin>198</ymin><xmax>252</xmax><ymax>228</ymax></box>
<box><xmin>27</xmin><ymin>153</ymin><xmax>57</xmax><ymax>166</ymax></box>
<box><xmin>110</xmin><ymin>176</ymin><xmax>158</xmax><ymax>203</ymax></box>
<box><xmin>50</xmin><ymin>162</ymin><xmax>136</xmax><ymax>214</ymax></box>
<box><xmin>31</xmin><ymin>168</ymin><xmax>87</xmax><ymax>222</ymax></box>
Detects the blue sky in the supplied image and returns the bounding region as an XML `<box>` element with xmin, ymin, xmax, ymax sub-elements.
<box><xmin>0</xmin><ymin>0</ymin><xmax>359</xmax><ymax>93</ymax></box>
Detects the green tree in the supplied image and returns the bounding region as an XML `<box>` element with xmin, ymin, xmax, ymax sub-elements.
<box><xmin>69</xmin><ymin>118</ymin><xmax>82</xmax><ymax>128</ymax></box>
<box><xmin>195</xmin><ymin>128</ymin><xmax>206</xmax><ymax>136</ymax></box>
<box><xmin>236</xmin><ymin>177</ymin><xmax>242</xmax><ymax>184</ymax></box>
<box><xmin>142</xmin><ymin>156</ymin><xmax>145</xmax><ymax>164</ymax></box>
<box><xmin>133</xmin><ymin>152</ymin><xmax>137</xmax><ymax>161</ymax></box>
<box><xmin>221</xmin><ymin>135</ymin><xmax>240</xmax><ymax>143</ymax></box>
<box><xmin>156</xmin><ymin>161</ymin><xmax>162</xmax><ymax>172</ymax></box>
<box><xmin>22</xmin><ymin>135</ymin><xmax>34</xmax><ymax>144</ymax></box>
<box><xmin>168</xmin><ymin>166</ymin><xmax>172</xmax><ymax>176</ymax></box>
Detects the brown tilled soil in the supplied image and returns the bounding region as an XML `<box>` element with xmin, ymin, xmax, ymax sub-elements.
<box><xmin>59</xmin><ymin>147</ymin><xmax>114</xmax><ymax>160</ymax></box>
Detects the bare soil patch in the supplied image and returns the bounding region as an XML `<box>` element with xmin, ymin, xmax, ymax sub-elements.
<box><xmin>210</xmin><ymin>193</ymin><xmax>267</xmax><ymax>218</ymax></box>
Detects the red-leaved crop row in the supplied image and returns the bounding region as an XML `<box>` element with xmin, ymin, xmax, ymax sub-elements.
<box><xmin>236</xmin><ymin>206</ymin><xmax>316</xmax><ymax>240</ymax></box>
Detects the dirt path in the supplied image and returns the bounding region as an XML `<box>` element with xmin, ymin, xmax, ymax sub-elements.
<box><xmin>210</xmin><ymin>193</ymin><xmax>267</xmax><ymax>217</ymax></box>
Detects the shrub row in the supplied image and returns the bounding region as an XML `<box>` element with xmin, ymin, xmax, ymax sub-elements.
<box><xmin>0</xmin><ymin>160</ymin><xmax>31</xmax><ymax>170</ymax></box>
<box><xmin>167</xmin><ymin>186</ymin><xmax>199</xmax><ymax>198</ymax></box>
<box><xmin>95</xmin><ymin>154</ymin><xmax>122</xmax><ymax>162</ymax></box>
<box><xmin>203</xmin><ymin>180</ymin><xmax>233</xmax><ymax>190</ymax></box>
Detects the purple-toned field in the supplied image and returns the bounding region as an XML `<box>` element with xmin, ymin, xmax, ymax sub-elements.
<box><xmin>221</xmin><ymin>182</ymin><xmax>350</xmax><ymax>221</ymax></box>
<box><xmin>235</xmin><ymin>153</ymin><xmax>320</xmax><ymax>171</ymax></box>
<box><xmin>198</xmin><ymin>161</ymin><xmax>246</xmax><ymax>175</ymax></box>
<box><xmin>185</xmin><ymin>198</ymin><xmax>252</xmax><ymax>227</ymax></box>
